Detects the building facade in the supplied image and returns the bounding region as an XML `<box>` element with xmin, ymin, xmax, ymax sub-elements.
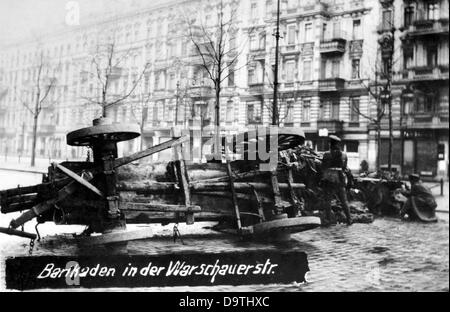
<box><xmin>374</xmin><ymin>0</ymin><xmax>449</xmax><ymax>179</ymax></box>
<box><xmin>0</xmin><ymin>0</ymin><xmax>447</xmax><ymax>178</ymax></box>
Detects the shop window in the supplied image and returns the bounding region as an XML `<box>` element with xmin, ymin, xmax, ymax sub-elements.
<box><xmin>345</xmin><ymin>141</ymin><xmax>359</xmax><ymax>153</ymax></box>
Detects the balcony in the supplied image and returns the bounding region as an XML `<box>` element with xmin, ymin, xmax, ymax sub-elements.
<box><xmin>280</xmin><ymin>44</ymin><xmax>301</xmax><ymax>56</ymax></box>
<box><xmin>399</xmin><ymin>65</ymin><xmax>449</xmax><ymax>82</ymax></box>
<box><xmin>403</xmin><ymin>112</ymin><xmax>449</xmax><ymax>130</ymax></box>
<box><xmin>319</xmin><ymin>38</ymin><xmax>346</xmax><ymax>55</ymax></box>
<box><xmin>316</xmin><ymin>119</ymin><xmax>344</xmax><ymax>133</ymax></box>
<box><xmin>248</xmin><ymin>48</ymin><xmax>267</xmax><ymax>61</ymax></box>
<box><xmin>248</xmin><ymin>82</ymin><xmax>266</xmax><ymax>94</ymax></box>
<box><xmin>318</xmin><ymin>78</ymin><xmax>346</xmax><ymax>91</ymax></box>
<box><xmin>403</xmin><ymin>18</ymin><xmax>449</xmax><ymax>38</ymax></box>
<box><xmin>189</xmin><ymin>84</ymin><xmax>214</xmax><ymax>98</ymax></box>
<box><xmin>279</xmin><ymin>2</ymin><xmax>328</xmax><ymax>18</ymax></box>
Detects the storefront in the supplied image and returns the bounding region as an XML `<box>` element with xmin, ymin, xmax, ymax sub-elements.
<box><xmin>402</xmin><ymin>129</ymin><xmax>449</xmax><ymax>179</ymax></box>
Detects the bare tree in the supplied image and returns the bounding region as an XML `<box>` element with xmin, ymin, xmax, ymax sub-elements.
<box><xmin>17</xmin><ymin>50</ymin><xmax>57</xmax><ymax>167</ymax></box>
<box><xmin>81</xmin><ymin>37</ymin><xmax>150</xmax><ymax>119</ymax></box>
<box><xmin>183</xmin><ymin>0</ymin><xmax>252</xmax><ymax>158</ymax></box>
<box><xmin>350</xmin><ymin>33</ymin><xmax>399</xmax><ymax>172</ymax></box>
<box><xmin>263</xmin><ymin>65</ymin><xmax>298</xmax><ymax>125</ymax></box>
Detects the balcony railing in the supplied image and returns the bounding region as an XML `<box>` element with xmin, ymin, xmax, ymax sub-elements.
<box><xmin>403</xmin><ymin>112</ymin><xmax>449</xmax><ymax>129</ymax></box>
<box><xmin>319</xmin><ymin>38</ymin><xmax>346</xmax><ymax>54</ymax></box>
<box><xmin>399</xmin><ymin>65</ymin><xmax>449</xmax><ymax>81</ymax></box>
<box><xmin>317</xmin><ymin>119</ymin><xmax>344</xmax><ymax>133</ymax></box>
<box><xmin>404</xmin><ymin>18</ymin><xmax>449</xmax><ymax>36</ymax></box>
<box><xmin>248</xmin><ymin>49</ymin><xmax>266</xmax><ymax>61</ymax></box>
<box><xmin>248</xmin><ymin>82</ymin><xmax>265</xmax><ymax>94</ymax></box>
<box><xmin>280</xmin><ymin>44</ymin><xmax>301</xmax><ymax>55</ymax></box>
<box><xmin>318</xmin><ymin>78</ymin><xmax>346</xmax><ymax>91</ymax></box>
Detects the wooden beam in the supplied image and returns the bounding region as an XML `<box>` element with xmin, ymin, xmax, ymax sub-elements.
<box><xmin>121</xmin><ymin>202</ymin><xmax>201</xmax><ymax>212</ymax></box>
<box><xmin>114</xmin><ymin>136</ymin><xmax>188</xmax><ymax>168</ymax></box>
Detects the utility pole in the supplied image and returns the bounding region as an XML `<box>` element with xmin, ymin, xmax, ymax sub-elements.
<box><xmin>175</xmin><ymin>81</ymin><xmax>180</xmax><ymax>126</ymax></box>
<box><xmin>272</xmin><ymin>0</ymin><xmax>281</xmax><ymax>126</ymax></box>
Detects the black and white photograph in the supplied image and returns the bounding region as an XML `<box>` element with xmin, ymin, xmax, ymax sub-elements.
<box><xmin>0</xmin><ymin>0</ymin><xmax>448</xmax><ymax>297</ymax></box>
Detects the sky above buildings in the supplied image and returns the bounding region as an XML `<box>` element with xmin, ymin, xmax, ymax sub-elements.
<box><xmin>0</xmin><ymin>0</ymin><xmax>166</xmax><ymax>44</ymax></box>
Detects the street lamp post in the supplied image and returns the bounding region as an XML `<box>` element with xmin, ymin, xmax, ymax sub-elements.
<box><xmin>272</xmin><ymin>0</ymin><xmax>281</xmax><ymax>126</ymax></box>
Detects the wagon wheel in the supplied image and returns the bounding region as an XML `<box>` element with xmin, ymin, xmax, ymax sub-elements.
<box><xmin>67</xmin><ymin>123</ymin><xmax>141</xmax><ymax>147</ymax></box>
<box><xmin>409</xmin><ymin>196</ymin><xmax>438</xmax><ymax>223</ymax></box>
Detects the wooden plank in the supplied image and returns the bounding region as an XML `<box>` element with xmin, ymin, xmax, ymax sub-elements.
<box><xmin>193</xmin><ymin>191</ymin><xmax>273</xmax><ymax>203</ymax></box>
<box><xmin>117</xmin><ymin>181</ymin><xmax>177</xmax><ymax>193</ymax></box>
<box><xmin>0</xmin><ymin>178</ymin><xmax>70</xmax><ymax>198</ymax></box>
<box><xmin>55</xmin><ymin>164</ymin><xmax>103</xmax><ymax>197</ymax></box>
<box><xmin>114</xmin><ymin>136</ymin><xmax>188</xmax><ymax>168</ymax></box>
<box><xmin>190</xmin><ymin>182</ymin><xmax>305</xmax><ymax>192</ymax></box>
<box><xmin>9</xmin><ymin>174</ymin><xmax>93</xmax><ymax>229</ymax></box>
<box><xmin>226</xmin><ymin>160</ymin><xmax>241</xmax><ymax>230</ymax></box>
<box><xmin>125</xmin><ymin>211</ymin><xmax>232</xmax><ymax>224</ymax></box>
<box><xmin>0</xmin><ymin>227</ymin><xmax>37</xmax><ymax>240</ymax></box>
<box><xmin>121</xmin><ymin>202</ymin><xmax>201</xmax><ymax>212</ymax></box>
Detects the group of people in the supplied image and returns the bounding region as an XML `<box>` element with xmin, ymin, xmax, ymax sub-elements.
<box><xmin>298</xmin><ymin>135</ymin><xmax>438</xmax><ymax>225</ymax></box>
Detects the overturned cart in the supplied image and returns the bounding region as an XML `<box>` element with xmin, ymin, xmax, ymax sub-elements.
<box><xmin>0</xmin><ymin>118</ymin><xmax>320</xmax><ymax>244</ymax></box>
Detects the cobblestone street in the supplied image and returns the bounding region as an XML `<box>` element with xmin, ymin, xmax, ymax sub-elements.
<box><xmin>0</xmin><ymin>169</ymin><xmax>448</xmax><ymax>292</ymax></box>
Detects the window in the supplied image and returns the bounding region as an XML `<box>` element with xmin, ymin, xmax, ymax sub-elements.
<box><xmin>320</xmin><ymin>60</ymin><xmax>327</xmax><ymax>79</ymax></box>
<box><xmin>250</xmin><ymin>36</ymin><xmax>258</xmax><ymax>50</ymax></box>
<box><xmin>426</xmin><ymin>45</ymin><xmax>438</xmax><ymax>67</ymax></box>
<box><xmin>350</xmin><ymin>97</ymin><xmax>360</xmax><ymax>122</ymax></box>
<box><xmin>403</xmin><ymin>47</ymin><xmax>413</xmax><ymax>70</ymax></box>
<box><xmin>304</xmin><ymin>23</ymin><xmax>312</xmax><ymax>42</ymax></box>
<box><xmin>265</xmin><ymin>0</ymin><xmax>273</xmax><ymax>17</ymax></box>
<box><xmin>319</xmin><ymin>101</ymin><xmax>326</xmax><ymax>119</ymax></box>
<box><xmin>331</xmin><ymin>100</ymin><xmax>340</xmax><ymax>120</ymax></box>
<box><xmin>382</xmin><ymin>10</ymin><xmax>393</xmax><ymax>30</ymax></box>
<box><xmin>303</xmin><ymin>60</ymin><xmax>311</xmax><ymax>80</ymax></box>
<box><xmin>247</xmin><ymin>102</ymin><xmax>261</xmax><ymax>124</ymax></box>
<box><xmin>332</xmin><ymin>60</ymin><xmax>340</xmax><ymax>78</ymax></box>
<box><xmin>322</xmin><ymin>23</ymin><xmax>328</xmax><ymax>41</ymax></box>
<box><xmin>259</xmin><ymin>34</ymin><xmax>266</xmax><ymax>50</ymax></box>
<box><xmin>352</xmin><ymin>59</ymin><xmax>360</xmax><ymax>79</ymax></box>
<box><xmin>382</xmin><ymin>57</ymin><xmax>391</xmax><ymax>76</ymax></box>
<box><xmin>352</xmin><ymin>20</ymin><xmax>361</xmax><ymax>39</ymax></box>
<box><xmin>287</xmin><ymin>25</ymin><xmax>296</xmax><ymax>45</ymax></box>
<box><xmin>416</xmin><ymin>93</ymin><xmax>434</xmax><ymax>113</ymax></box>
<box><xmin>248</xmin><ymin>68</ymin><xmax>256</xmax><ymax>85</ymax></box>
<box><xmin>228</xmin><ymin>64</ymin><xmax>235</xmax><ymax>87</ymax></box>
<box><xmin>404</xmin><ymin>6</ymin><xmax>414</xmax><ymax>27</ymax></box>
<box><xmin>302</xmin><ymin>100</ymin><xmax>310</xmax><ymax>121</ymax></box>
<box><xmin>285</xmin><ymin>101</ymin><xmax>294</xmax><ymax>123</ymax></box>
<box><xmin>285</xmin><ymin>61</ymin><xmax>295</xmax><ymax>82</ymax></box>
<box><xmin>226</xmin><ymin>100</ymin><xmax>234</xmax><ymax>123</ymax></box>
<box><xmin>427</xmin><ymin>2</ymin><xmax>439</xmax><ymax>20</ymax></box>
<box><xmin>154</xmin><ymin>73</ymin><xmax>160</xmax><ymax>90</ymax></box>
<box><xmin>152</xmin><ymin>104</ymin><xmax>159</xmax><ymax>122</ymax></box>
<box><xmin>345</xmin><ymin>141</ymin><xmax>359</xmax><ymax>153</ymax></box>
<box><xmin>251</xmin><ymin>3</ymin><xmax>258</xmax><ymax>20</ymax></box>
<box><xmin>333</xmin><ymin>21</ymin><xmax>341</xmax><ymax>38</ymax></box>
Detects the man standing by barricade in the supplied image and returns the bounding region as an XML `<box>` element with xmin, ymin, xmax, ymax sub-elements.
<box><xmin>320</xmin><ymin>135</ymin><xmax>352</xmax><ymax>226</ymax></box>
